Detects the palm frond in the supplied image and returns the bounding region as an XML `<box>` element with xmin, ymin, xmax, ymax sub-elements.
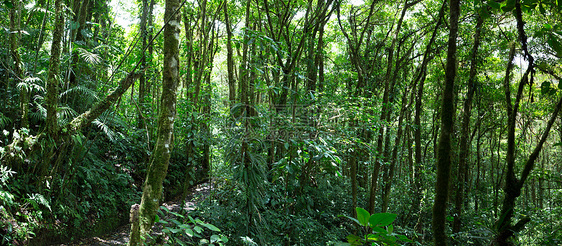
<box><xmin>0</xmin><ymin>113</ymin><xmax>12</xmax><ymax>129</ymax></box>
<box><xmin>57</xmin><ymin>106</ymin><xmax>78</xmax><ymax>123</ymax></box>
<box><xmin>16</xmin><ymin>77</ymin><xmax>45</xmax><ymax>94</ymax></box>
<box><xmin>31</xmin><ymin>102</ymin><xmax>46</xmax><ymax>122</ymax></box>
<box><xmin>76</xmin><ymin>47</ymin><xmax>102</xmax><ymax>65</ymax></box>
<box><xmin>92</xmin><ymin>119</ymin><xmax>117</xmax><ymax>142</ymax></box>
<box><xmin>59</xmin><ymin>85</ymin><xmax>100</xmax><ymax>102</ymax></box>
<box><xmin>25</xmin><ymin>77</ymin><xmax>46</xmax><ymax>93</ymax></box>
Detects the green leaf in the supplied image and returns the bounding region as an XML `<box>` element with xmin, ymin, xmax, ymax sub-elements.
<box><xmin>211</xmin><ymin>234</ymin><xmax>221</xmax><ymax>243</ymax></box>
<box><xmin>155</xmin><ymin>214</ymin><xmax>160</xmax><ymax>223</ymax></box>
<box><xmin>539</xmin><ymin>3</ymin><xmax>546</xmax><ymax>14</ymax></box>
<box><xmin>169</xmin><ymin>228</ymin><xmax>182</xmax><ymax>234</ymax></box>
<box><xmin>372</xmin><ymin>226</ymin><xmax>387</xmax><ymax>234</ymax></box>
<box><xmin>185</xmin><ymin>228</ymin><xmax>194</xmax><ymax>237</ymax></box>
<box><xmin>194</xmin><ymin>226</ymin><xmax>203</xmax><ymax>233</ymax></box>
<box><xmin>547</xmin><ymin>34</ymin><xmax>562</xmax><ymax>57</ymax></box>
<box><xmin>369</xmin><ymin>213</ymin><xmax>397</xmax><ymax>227</ymax></box>
<box><xmin>202</xmin><ymin>223</ymin><xmax>221</xmax><ymax>232</ymax></box>
<box><xmin>488</xmin><ymin>0</ymin><xmax>501</xmax><ymax>9</ymax></box>
<box><xmin>356</xmin><ymin>207</ymin><xmax>371</xmax><ymax>226</ymax></box>
<box><xmin>387</xmin><ymin>224</ymin><xmax>394</xmax><ymax>234</ymax></box>
<box><xmin>339</xmin><ymin>214</ymin><xmax>361</xmax><ymax>225</ymax></box>
<box><xmin>220</xmin><ymin>235</ymin><xmax>228</xmax><ymax>243</ymax></box>
<box><xmin>3</xmin><ymin>0</ymin><xmax>14</xmax><ymax>9</ymax></box>
<box><xmin>541</xmin><ymin>81</ymin><xmax>552</xmax><ymax>95</ymax></box>
<box><xmin>502</xmin><ymin>0</ymin><xmax>516</xmax><ymax>12</ymax></box>
<box><xmin>553</xmin><ymin>142</ymin><xmax>562</xmax><ymax>147</ymax></box>
<box><xmin>346</xmin><ymin>234</ymin><xmax>361</xmax><ymax>243</ymax></box>
<box><xmin>398</xmin><ymin>234</ymin><xmax>413</xmax><ymax>242</ymax></box>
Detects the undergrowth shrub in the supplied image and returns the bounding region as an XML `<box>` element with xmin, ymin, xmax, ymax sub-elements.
<box><xmin>0</xmin><ymin>126</ymin><xmax>143</xmax><ymax>244</ymax></box>
<box><xmin>197</xmin><ymin>173</ymin><xmax>352</xmax><ymax>245</ymax></box>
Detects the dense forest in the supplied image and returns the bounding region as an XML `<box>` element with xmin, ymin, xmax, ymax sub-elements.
<box><xmin>1</xmin><ymin>0</ymin><xmax>562</xmax><ymax>245</ymax></box>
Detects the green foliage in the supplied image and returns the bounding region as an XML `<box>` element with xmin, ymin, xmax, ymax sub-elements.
<box><xmin>148</xmin><ymin>205</ymin><xmax>228</xmax><ymax>246</ymax></box>
<box><xmin>342</xmin><ymin>208</ymin><xmax>411</xmax><ymax>246</ymax></box>
<box><xmin>0</xmin><ymin>165</ymin><xmax>38</xmax><ymax>244</ymax></box>
<box><xmin>197</xmin><ymin>173</ymin><xmax>352</xmax><ymax>245</ymax></box>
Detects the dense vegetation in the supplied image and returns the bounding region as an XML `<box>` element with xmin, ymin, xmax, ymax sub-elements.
<box><xmin>1</xmin><ymin>0</ymin><xmax>562</xmax><ymax>245</ymax></box>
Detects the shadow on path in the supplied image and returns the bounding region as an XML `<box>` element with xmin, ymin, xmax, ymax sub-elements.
<box><xmin>53</xmin><ymin>182</ymin><xmax>212</xmax><ymax>246</ymax></box>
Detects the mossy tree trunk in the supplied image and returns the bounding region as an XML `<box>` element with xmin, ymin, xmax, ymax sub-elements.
<box><xmin>68</xmin><ymin>0</ymin><xmax>91</xmax><ymax>88</ymax></box>
<box><xmin>46</xmin><ymin>0</ymin><xmax>65</xmax><ymax>137</ymax></box>
<box><xmin>138</xmin><ymin>0</ymin><xmax>152</xmax><ymax>129</ymax></box>
<box><xmin>9</xmin><ymin>0</ymin><xmax>27</xmax><ymax>129</ymax></box>
<box><xmin>432</xmin><ymin>0</ymin><xmax>459</xmax><ymax>244</ymax></box>
<box><xmin>128</xmin><ymin>0</ymin><xmax>180</xmax><ymax>244</ymax></box>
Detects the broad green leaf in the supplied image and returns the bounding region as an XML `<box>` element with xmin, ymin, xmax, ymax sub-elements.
<box><xmin>356</xmin><ymin>207</ymin><xmax>371</xmax><ymax>226</ymax></box>
<box><xmin>369</xmin><ymin>213</ymin><xmax>397</xmax><ymax>227</ymax></box>
<box><xmin>220</xmin><ymin>235</ymin><xmax>228</xmax><ymax>243</ymax></box>
<box><xmin>185</xmin><ymin>228</ymin><xmax>194</xmax><ymax>237</ymax></box>
<box><xmin>339</xmin><ymin>214</ymin><xmax>361</xmax><ymax>225</ymax></box>
<box><xmin>387</xmin><ymin>224</ymin><xmax>394</xmax><ymax>234</ymax></box>
<box><xmin>541</xmin><ymin>81</ymin><xmax>552</xmax><ymax>95</ymax></box>
<box><xmin>372</xmin><ymin>226</ymin><xmax>387</xmax><ymax>234</ymax></box>
<box><xmin>547</xmin><ymin>34</ymin><xmax>562</xmax><ymax>57</ymax></box>
<box><xmin>346</xmin><ymin>234</ymin><xmax>361</xmax><ymax>243</ymax></box>
<box><xmin>211</xmin><ymin>234</ymin><xmax>220</xmax><ymax>243</ymax></box>
<box><xmin>194</xmin><ymin>225</ymin><xmax>203</xmax><ymax>233</ymax></box>
<box><xmin>502</xmin><ymin>0</ymin><xmax>516</xmax><ymax>12</ymax></box>
<box><xmin>202</xmin><ymin>223</ymin><xmax>221</xmax><ymax>232</ymax></box>
<box><xmin>488</xmin><ymin>0</ymin><xmax>501</xmax><ymax>9</ymax></box>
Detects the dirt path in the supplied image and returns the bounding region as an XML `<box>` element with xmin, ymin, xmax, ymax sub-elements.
<box><xmin>54</xmin><ymin>182</ymin><xmax>212</xmax><ymax>246</ymax></box>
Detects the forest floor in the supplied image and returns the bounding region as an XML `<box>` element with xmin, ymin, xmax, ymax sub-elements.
<box><xmin>53</xmin><ymin>182</ymin><xmax>212</xmax><ymax>246</ymax></box>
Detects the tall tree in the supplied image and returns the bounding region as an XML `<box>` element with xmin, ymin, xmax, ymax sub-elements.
<box><xmin>452</xmin><ymin>14</ymin><xmax>483</xmax><ymax>234</ymax></box>
<box><xmin>9</xmin><ymin>0</ymin><xmax>27</xmax><ymax>128</ymax></box>
<box><xmin>128</xmin><ymin>0</ymin><xmax>181</xmax><ymax>243</ymax></box>
<box><xmin>432</xmin><ymin>0</ymin><xmax>459</xmax><ymax>245</ymax></box>
<box><xmin>412</xmin><ymin>1</ymin><xmax>446</xmax><ymax>234</ymax></box>
<box><xmin>137</xmin><ymin>0</ymin><xmax>154</xmax><ymax>129</ymax></box>
<box><xmin>46</xmin><ymin>0</ymin><xmax>65</xmax><ymax>136</ymax></box>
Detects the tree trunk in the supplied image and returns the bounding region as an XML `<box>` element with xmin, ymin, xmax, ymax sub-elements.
<box><xmin>494</xmin><ymin>41</ymin><xmax>562</xmax><ymax>246</ymax></box>
<box><xmin>368</xmin><ymin>0</ymin><xmax>411</xmax><ymax>214</ymax></box>
<box><xmin>432</xmin><ymin>0</ymin><xmax>459</xmax><ymax>244</ymax></box>
<box><xmin>452</xmin><ymin>15</ymin><xmax>483</xmax><ymax>234</ymax></box>
<box><xmin>68</xmin><ymin>0</ymin><xmax>91</xmax><ymax>88</ymax></box>
<box><xmin>128</xmin><ymin>0</ymin><xmax>181</xmax><ymax>243</ymax></box>
<box><xmin>223</xmin><ymin>0</ymin><xmax>236</xmax><ymax>107</ymax></box>
<box><xmin>9</xmin><ymin>0</ymin><xmax>27</xmax><ymax>129</ymax></box>
<box><xmin>46</xmin><ymin>0</ymin><xmax>65</xmax><ymax>137</ymax></box>
<box><xmin>138</xmin><ymin>0</ymin><xmax>151</xmax><ymax>129</ymax></box>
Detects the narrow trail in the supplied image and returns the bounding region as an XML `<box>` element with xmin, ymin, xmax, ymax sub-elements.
<box><xmin>54</xmin><ymin>182</ymin><xmax>212</xmax><ymax>246</ymax></box>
